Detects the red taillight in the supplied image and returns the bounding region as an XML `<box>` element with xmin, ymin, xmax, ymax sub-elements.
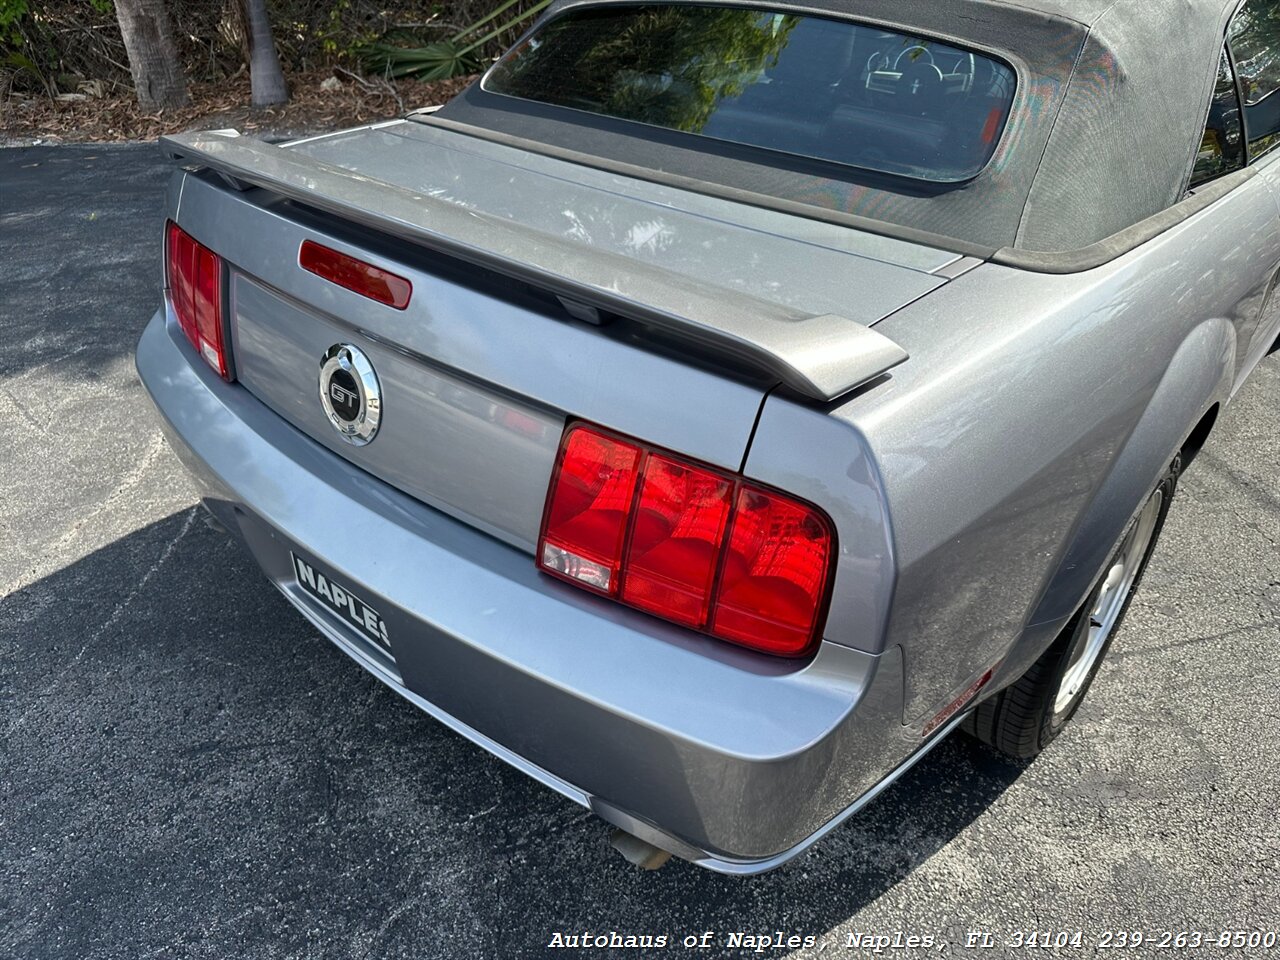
<box><xmin>621</xmin><ymin>454</ymin><xmax>733</xmax><ymax>627</ymax></box>
<box><xmin>540</xmin><ymin>428</ymin><xmax>641</xmax><ymax>593</ymax></box>
<box><xmin>712</xmin><ymin>487</ymin><xmax>833</xmax><ymax>656</ymax></box>
<box><xmin>299</xmin><ymin>240</ymin><xmax>412</xmax><ymax>310</ymax></box>
<box><xmin>166</xmin><ymin>222</ymin><xmax>229</xmax><ymax>379</ymax></box>
<box><xmin>538</xmin><ymin>424</ymin><xmax>835</xmax><ymax>657</ymax></box>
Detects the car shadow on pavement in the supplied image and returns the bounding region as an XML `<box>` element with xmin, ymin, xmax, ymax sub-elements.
<box><xmin>1</xmin><ymin>509</ymin><xmax>1028</xmax><ymax>958</ymax></box>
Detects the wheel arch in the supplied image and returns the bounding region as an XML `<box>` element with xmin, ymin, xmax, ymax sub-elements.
<box><xmin>1179</xmin><ymin>401</ymin><xmax>1220</xmax><ymax>471</ymax></box>
<box><xmin>1023</xmin><ymin>316</ymin><xmax>1236</xmax><ymax>632</ymax></box>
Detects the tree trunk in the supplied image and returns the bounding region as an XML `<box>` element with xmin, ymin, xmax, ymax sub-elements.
<box><xmin>235</xmin><ymin>0</ymin><xmax>289</xmax><ymax>107</ymax></box>
<box><xmin>114</xmin><ymin>0</ymin><xmax>188</xmax><ymax>109</ymax></box>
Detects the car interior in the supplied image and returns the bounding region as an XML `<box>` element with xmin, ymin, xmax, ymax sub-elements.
<box><xmin>696</xmin><ymin>21</ymin><xmax>1015</xmax><ymax>180</ymax></box>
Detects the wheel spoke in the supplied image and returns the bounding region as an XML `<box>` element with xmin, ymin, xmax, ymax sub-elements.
<box><xmin>1052</xmin><ymin>487</ymin><xmax>1163</xmax><ymax>718</ymax></box>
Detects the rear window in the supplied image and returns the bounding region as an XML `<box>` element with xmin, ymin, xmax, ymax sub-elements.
<box><xmin>483</xmin><ymin>4</ymin><xmax>1016</xmax><ymax>182</ymax></box>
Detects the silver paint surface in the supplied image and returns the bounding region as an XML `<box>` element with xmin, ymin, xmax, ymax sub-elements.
<box><xmin>137</xmin><ymin>308</ymin><xmax>916</xmax><ymax>863</ymax></box>
<box><xmin>796</xmin><ymin>161</ymin><xmax>1280</xmax><ymax>724</ymax></box>
<box><xmin>138</xmin><ymin>85</ymin><xmax>1280</xmax><ymax>865</ymax></box>
<box><xmin>162</xmin><ymin>128</ymin><xmax>930</xmax><ymax>400</ymax></box>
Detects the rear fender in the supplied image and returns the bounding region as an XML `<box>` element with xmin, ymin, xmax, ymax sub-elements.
<box><xmin>1024</xmin><ymin>317</ymin><xmax>1236</xmax><ymax>629</ymax></box>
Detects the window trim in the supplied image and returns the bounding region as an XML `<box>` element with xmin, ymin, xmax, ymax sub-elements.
<box><xmin>1225</xmin><ymin>37</ymin><xmax>1252</xmax><ymax>166</ymax></box>
<box><xmin>1189</xmin><ymin>42</ymin><xmax>1248</xmax><ymax>191</ymax></box>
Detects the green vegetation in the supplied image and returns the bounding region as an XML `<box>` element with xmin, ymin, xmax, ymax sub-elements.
<box><xmin>491</xmin><ymin>6</ymin><xmax>797</xmax><ymax>133</ymax></box>
<box><xmin>359</xmin><ymin>0</ymin><xmax>553</xmax><ymax>81</ymax></box>
<box><xmin>1</xmin><ymin>0</ymin><xmax>538</xmax><ymax>101</ymax></box>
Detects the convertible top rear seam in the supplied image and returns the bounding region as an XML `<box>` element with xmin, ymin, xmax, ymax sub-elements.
<box><xmin>992</xmin><ymin>166</ymin><xmax>1258</xmax><ymax>273</ymax></box>
<box><xmin>1010</xmin><ymin>12</ymin><xmax>1092</xmax><ymax>249</ymax></box>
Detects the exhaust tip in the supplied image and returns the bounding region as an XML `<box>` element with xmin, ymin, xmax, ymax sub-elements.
<box><xmin>609</xmin><ymin>828</ymin><xmax>672</xmax><ymax>870</ymax></box>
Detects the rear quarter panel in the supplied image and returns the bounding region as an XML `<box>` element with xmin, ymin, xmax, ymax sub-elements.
<box><xmin>745</xmin><ymin>174</ymin><xmax>1280</xmax><ymax>726</ymax></box>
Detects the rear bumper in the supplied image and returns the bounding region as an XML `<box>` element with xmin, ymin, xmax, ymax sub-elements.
<box><xmin>136</xmin><ymin>308</ymin><xmax>923</xmax><ymax>873</ymax></box>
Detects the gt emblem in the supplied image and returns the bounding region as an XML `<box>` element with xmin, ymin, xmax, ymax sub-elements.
<box><xmin>329</xmin><ymin>381</ymin><xmax>358</xmax><ymax>406</ymax></box>
<box><xmin>318</xmin><ymin>343</ymin><xmax>381</xmax><ymax>445</ymax></box>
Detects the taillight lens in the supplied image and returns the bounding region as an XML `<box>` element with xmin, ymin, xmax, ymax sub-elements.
<box><xmin>712</xmin><ymin>487</ymin><xmax>834</xmax><ymax>655</ymax></box>
<box><xmin>621</xmin><ymin>454</ymin><xmax>733</xmax><ymax>627</ymax></box>
<box><xmin>299</xmin><ymin>240</ymin><xmax>412</xmax><ymax>309</ymax></box>
<box><xmin>540</xmin><ymin>428</ymin><xmax>641</xmax><ymax>593</ymax></box>
<box><xmin>538</xmin><ymin>423</ymin><xmax>835</xmax><ymax>657</ymax></box>
<box><xmin>167</xmin><ymin>222</ymin><xmax>230</xmax><ymax>379</ymax></box>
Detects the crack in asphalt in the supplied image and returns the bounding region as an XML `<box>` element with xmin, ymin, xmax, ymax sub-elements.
<box><xmin>1196</xmin><ymin>450</ymin><xmax>1280</xmax><ymax>514</ymax></box>
<box><xmin>2</xmin><ymin>431</ymin><xmax>169</xmax><ymax>597</ymax></box>
<box><xmin>2</xmin><ymin>505</ymin><xmax>197</xmax><ymax>739</ymax></box>
<box><xmin>1110</xmin><ymin>616</ymin><xmax>1280</xmax><ymax>661</ymax></box>
<box><xmin>0</xmin><ymin>385</ymin><xmax>45</xmax><ymax>432</ymax></box>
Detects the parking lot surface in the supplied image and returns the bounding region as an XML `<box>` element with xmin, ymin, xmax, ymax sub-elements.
<box><xmin>2</xmin><ymin>144</ymin><xmax>1278</xmax><ymax>959</ymax></box>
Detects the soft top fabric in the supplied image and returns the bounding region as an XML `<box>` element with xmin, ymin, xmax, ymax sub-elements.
<box><xmin>437</xmin><ymin>0</ymin><xmax>1238</xmax><ymax>252</ymax></box>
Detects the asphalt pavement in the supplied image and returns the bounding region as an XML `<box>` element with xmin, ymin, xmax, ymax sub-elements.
<box><xmin>1</xmin><ymin>144</ymin><xmax>1278</xmax><ymax>959</ymax></box>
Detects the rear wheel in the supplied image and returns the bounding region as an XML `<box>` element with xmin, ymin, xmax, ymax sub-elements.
<box><xmin>964</xmin><ymin>458</ymin><xmax>1179</xmax><ymax>758</ymax></box>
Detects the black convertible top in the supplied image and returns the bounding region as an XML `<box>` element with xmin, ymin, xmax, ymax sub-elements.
<box><xmin>436</xmin><ymin>0</ymin><xmax>1237</xmax><ymax>253</ymax></box>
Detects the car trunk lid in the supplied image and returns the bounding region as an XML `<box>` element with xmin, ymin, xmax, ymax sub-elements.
<box><xmin>162</xmin><ymin>123</ymin><xmax>961</xmax><ymax>549</ymax></box>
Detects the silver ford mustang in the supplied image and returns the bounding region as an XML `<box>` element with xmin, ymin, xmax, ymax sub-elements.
<box><xmin>138</xmin><ymin>0</ymin><xmax>1280</xmax><ymax>873</ymax></box>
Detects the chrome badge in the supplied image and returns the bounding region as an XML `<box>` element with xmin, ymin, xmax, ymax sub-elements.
<box><xmin>319</xmin><ymin>343</ymin><xmax>381</xmax><ymax>445</ymax></box>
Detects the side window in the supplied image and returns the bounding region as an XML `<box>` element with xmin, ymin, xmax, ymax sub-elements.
<box><xmin>1228</xmin><ymin>0</ymin><xmax>1280</xmax><ymax>158</ymax></box>
<box><xmin>1191</xmin><ymin>47</ymin><xmax>1246</xmax><ymax>186</ymax></box>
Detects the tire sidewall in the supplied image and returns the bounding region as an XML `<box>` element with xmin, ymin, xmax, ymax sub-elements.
<box><xmin>1040</xmin><ymin>457</ymin><xmax>1181</xmax><ymax>744</ymax></box>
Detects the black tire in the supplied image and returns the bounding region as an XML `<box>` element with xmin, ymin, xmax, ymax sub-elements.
<box><xmin>963</xmin><ymin>457</ymin><xmax>1180</xmax><ymax>759</ymax></box>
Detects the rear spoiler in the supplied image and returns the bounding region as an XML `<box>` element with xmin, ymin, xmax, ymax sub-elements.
<box><xmin>160</xmin><ymin>129</ymin><xmax>909</xmax><ymax>402</ymax></box>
